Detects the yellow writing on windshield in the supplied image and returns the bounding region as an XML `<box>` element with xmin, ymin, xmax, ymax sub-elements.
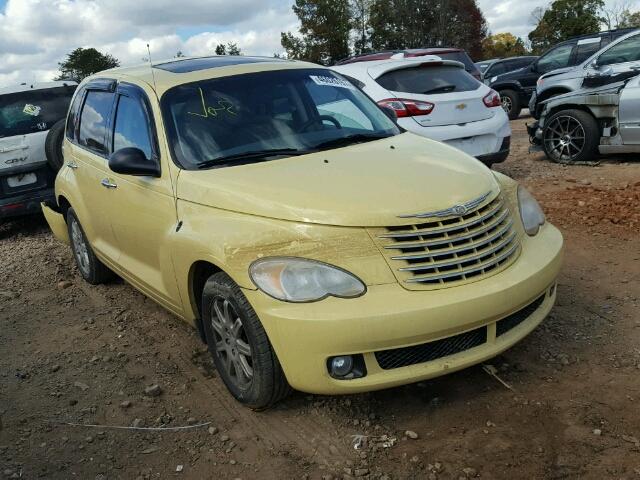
<box><xmin>188</xmin><ymin>88</ymin><xmax>237</xmax><ymax>118</ymax></box>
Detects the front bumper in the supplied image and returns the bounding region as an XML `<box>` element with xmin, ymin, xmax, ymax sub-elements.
<box><xmin>397</xmin><ymin>109</ymin><xmax>511</xmax><ymax>160</ymax></box>
<box><xmin>245</xmin><ymin>224</ymin><xmax>563</xmax><ymax>394</ymax></box>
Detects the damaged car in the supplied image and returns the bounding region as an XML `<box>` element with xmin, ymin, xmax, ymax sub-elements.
<box><xmin>529</xmin><ymin>70</ymin><xmax>640</xmax><ymax>163</ymax></box>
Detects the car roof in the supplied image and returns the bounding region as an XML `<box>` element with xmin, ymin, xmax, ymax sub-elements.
<box><xmin>336</xmin><ymin>48</ymin><xmax>464</xmax><ymax>65</ymax></box>
<box><xmin>0</xmin><ymin>80</ymin><xmax>77</xmax><ymax>96</ymax></box>
<box><xmin>86</xmin><ymin>55</ymin><xmax>320</xmax><ymax>96</ymax></box>
<box><xmin>333</xmin><ymin>56</ymin><xmax>465</xmax><ymax>79</ymax></box>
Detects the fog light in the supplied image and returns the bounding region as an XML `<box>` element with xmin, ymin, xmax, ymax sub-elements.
<box><xmin>330</xmin><ymin>356</ymin><xmax>354</xmax><ymax>377</ymax></box>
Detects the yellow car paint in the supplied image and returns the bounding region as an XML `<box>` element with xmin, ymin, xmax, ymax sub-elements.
<box><xmin>42</xmin><ymin>57</ymin><xmax>563</xmax><ymax>395</ymax></box>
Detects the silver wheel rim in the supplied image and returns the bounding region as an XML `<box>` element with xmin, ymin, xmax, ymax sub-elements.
<box><xmin>211</xmin><ymin>296</ymin><xmax>253</xmax><ymax>387</ymax></box>
<box><xmin>501</xmin><ymin>96</ymin><xmax>512</xmax><ymax>113</ymax></box>
<box><xmin>70</xmin><ymin>218</ymin><xmax>90</xmax><ymax>276</ymax></box>
<box><xmin>543</xmin><ymin>115</ymin><xmax>586</xmax><ymax>162</ymax></box>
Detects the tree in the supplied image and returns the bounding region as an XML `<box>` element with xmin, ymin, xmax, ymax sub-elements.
<box><xmin>368</xmin><ymin>0</ymin><xmax>487</xmax><ymax>60</ymax></box>
<box><xmin>55</xmin><ymin>47</ymin><xmax>119</xmax><ymax>83</ymax></box>
<box><xmin>481</xmin><ymin>33</ymin><xmax>528</xmax><ymax>59</ymax></box>
<box><xmin>280</xmin><ymin>0</ymin><xmax>351</xmax><ymax>65</ymax></box>
<box><xmin>214</xmin><ymin>42</ymin><xmax>242</xmax><ymax>56</ymax></box>
<box><xmin>175</xmin><ymin>50</ymin><xmax>185</xmax><ymax>58</ymax></box>
<box><xmin>618</xmin><ymin>9</ymin><xmax>640</xmax><ymax>27</ymax></box>
<box><xmin>528</xmin><ymin>0</ymin><xmax>604</xmax><ymax>54</ymax></box>
<box><xmin>600</xmin><ymin>0</ymin><xmax>633</xmax><ymax>29</ymax></box>
<box><xmin>351</xmin><ymin>0</ymin><xmax>373</xmax><ymax>55</ymax></box>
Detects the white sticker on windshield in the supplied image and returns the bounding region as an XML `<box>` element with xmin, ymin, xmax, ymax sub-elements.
<box><xmin>23</xmin><ymin>104</ymin><xmax>41</xmax><ymax>116</ymax></box>
<box><xmin>310</xmin><ymin>75</ymin><xmax>355</xmax><ymax>90</ymax></box>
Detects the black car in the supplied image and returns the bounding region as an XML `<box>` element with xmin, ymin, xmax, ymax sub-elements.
<box><xmin>487</xmin><ymin>28</ymin><xmax>637</xmax><ymax>119</ymax></box>
<box><xmin>477</xmin><ymin>56</ymin><xmax>538</xmax><ymax>82</ymax></box>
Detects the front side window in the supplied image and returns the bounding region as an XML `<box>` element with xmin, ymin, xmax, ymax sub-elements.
<box><xmin>376</xmin><ymin>65</ymin><xmax>480</xmax><ymax>94</ymax></box>
<box><xmin>161</xmin><ymin>68</ymin><xmax>399</xmax><ymax>170</ymax></box>
<box><xmin>113</xmin><ymin>95</ymin><xmax>153</xmax><ymax>160</ymax></box>
<box><xmin>487</xmin><ymin>62</ymin><xmax>506</xmax><ymax>77</ymax></box>
<box><xmin>78</xmin><ymin>90</ymin><xmax>114</xmax><ymax>154</ymax></box>
<box><xmin>0</xmin><ymin>86</ymin><xmax>75</xmax><ymax>139</ymax></box>
<box><xmin>598</xmin><ymin>35</ymin><xmax>640</xmax><ymax>67</ymax></box>
<box><xmin>537</xmin><ymin>44</ymin><xmax>574</xmax><ymax>73</ymax></box>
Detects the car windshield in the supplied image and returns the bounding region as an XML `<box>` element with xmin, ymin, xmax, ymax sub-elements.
<box><xmin>161</xmin><ymin>68</ymin><xmax>400</xmax><ymax>169</ymax></box>
<box><xmin>0</xmin><ymin>86</ymin><xmax>75</xmax><ymax>138</ymax></box>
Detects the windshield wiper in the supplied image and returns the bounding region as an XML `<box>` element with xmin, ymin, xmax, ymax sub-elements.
<box><xmin>197</xmin><ymin>148</ymin><xmax>308</xmax><ymax>169</ymax></box>
<box><xmin>312</xmin><ymin>133</ymin><xmax>392</xmax><ymax>151</ymax></box>
<box><xmin>422</xmin><ymin>85</ymin><xmax>456</xmax><ymax>94</ymax></box>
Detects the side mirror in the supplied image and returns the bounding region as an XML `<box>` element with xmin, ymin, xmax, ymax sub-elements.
<box><xmin>109</xmin><ymin>147</ymin><xmax>160</xmax><ymax>177</ymax></box>
<box><xmin>381</xmin><ymin>106</ymin><xmax>398</xmax><ymax>122</ymax></box>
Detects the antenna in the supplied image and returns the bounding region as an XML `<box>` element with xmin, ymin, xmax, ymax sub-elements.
<box><xmin>147</xmin><ymin>43</ymin><xmax>158</xmax><ymax>92</ymax></box>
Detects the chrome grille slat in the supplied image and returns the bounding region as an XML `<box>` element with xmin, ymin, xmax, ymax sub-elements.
<box><xmin>379</xmin><ymin>199</ymin><xmax>504</xmax><ymax>239</ymax></box>
<box><xmin>398</xmin><ymin>231</ymin><xmax>517</xmax><ymax>271</ymax></box>
<box><xmin>406</xmin><ymin>241</ymin><xmax>520</xmax><ymax>283</ymax></box>
<box><xmin>398</xmin><ymin>191</ymin><xmax>492</xmax><ymax>219</ymax></box>
<box><xmin>369</xmin><ymin>192</ymin><xmax>521</xmax><ymax>290</ymax></box>
<box><xmin>383</xmin><ymin>210</ymin><xmax>511</xmax><ymax>250</ymax></box>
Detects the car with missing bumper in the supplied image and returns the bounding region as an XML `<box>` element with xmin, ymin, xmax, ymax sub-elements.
<box><xmin>43</xmin><ymin>56</ymin><xmax>563</xmax><ymax>409</ymax></box>
<box><xmin>528</xmin><ymin>72</ymin><xmax>640</xmax><ymax>163</ymax></box>
<box><xmin>1</xmin><ymin>81</ymin><xmax>76</xmax><ymax>219</ymax></box>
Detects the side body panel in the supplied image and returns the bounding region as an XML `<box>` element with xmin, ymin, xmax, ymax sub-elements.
<box><xmin>619</xmin><ymin>75</ymin><xmax>640</xmax><ymax>144</ymax></box>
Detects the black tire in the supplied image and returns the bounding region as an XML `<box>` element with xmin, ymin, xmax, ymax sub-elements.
<box><xmin>500</xmin><ymin>89</ymin><xmax>521</xmax><ymax>120</ymax></box>
<box><xmin>45</xmin><ymin>119</ymin><xmax>66</xmax><ymax>171</ymax></box>
<box><xmin>66</xmin><ymin>208</ymin><xmax>114</xmax><ymax>284</ymax></box>
<box><xmin>201</xmin><ymin>272</ymin><xmax>291</xmax><ymax>410</ymax></box>
<box><xmin>542</xmin><ymin>109</ymin><xmax>599</xmax><ymax>164</ymax></box>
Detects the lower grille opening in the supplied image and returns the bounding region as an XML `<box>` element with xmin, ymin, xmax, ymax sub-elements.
<box><xmin>375</xmin><ymin>327</ymin><xmax>487</xmax><ymax>370</ymax></box>
<box><xmin>496</xmin><ymin>295</ymin><xmax>546</xmax><ymax>337</ymax></box>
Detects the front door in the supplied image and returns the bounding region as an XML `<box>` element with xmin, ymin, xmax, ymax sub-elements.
<box><xmin>102</xmin><ymin>83</ymin><xmax>182</xmax><ymax>312</ymax></box>
<box><xmin>619</xmin><ymin>75</ymin><xmax>640</xmax><ymax>145</ymax></box>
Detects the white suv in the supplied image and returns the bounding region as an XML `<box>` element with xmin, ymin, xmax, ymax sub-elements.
<box><xmin>0</xmin><ymin>81</ymin><xmax>76</xmax><ymax>219</ymax></box>
<box><xmin>333</xmin><ymin>55</ymin><xmax>511</xmax><ymax>166</ymax></box>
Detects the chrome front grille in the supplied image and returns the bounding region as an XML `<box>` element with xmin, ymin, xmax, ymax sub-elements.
<box><xmin>370</xmin><ymin>192</ymin><xmax>521</xmax><ymax>290</ymax></box>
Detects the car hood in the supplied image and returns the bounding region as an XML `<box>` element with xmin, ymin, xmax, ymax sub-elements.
<box><xmin>176</xmin><ymin>133</ymin><xmax>499</xmax><ymax>227</ymax></box>
<box><xmin>540</xmin><ymin>66</ymin><xmax>578</xmax><ymax>81</ymax></box>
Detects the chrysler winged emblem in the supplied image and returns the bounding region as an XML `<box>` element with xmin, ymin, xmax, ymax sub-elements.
<box><xmin>398</xmin><ymin>192</ymin><xmax>492</xmax><ymax>219</ymax></box>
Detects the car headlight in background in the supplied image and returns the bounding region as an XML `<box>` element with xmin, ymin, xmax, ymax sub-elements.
<box><xmin>249</xmin><ymin>257</ymin><xmax>366</xmax><ymax>303</ymax></box>
<box><xmin>518</xmin><ymin>186</ymin><xmax>546</xmax><ymax>236</ymax></box>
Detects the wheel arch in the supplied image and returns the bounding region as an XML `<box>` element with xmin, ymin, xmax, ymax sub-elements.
<box><xmin>188</xmin><ymin>260</ymin><xmax>224</xmax><ymax>343</ymax></box>
<box><xmin>538</xmin><ymin>87</ymin><xmax>572</xmax><ymax>104</ymax></box>
<box><xmin>56</xmin><ymin>195</ymin><xmax>72</xmax><ymax>219</ymax></box>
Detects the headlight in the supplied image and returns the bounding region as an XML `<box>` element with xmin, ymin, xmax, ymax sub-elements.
<box><xmin>518</xmin><ymin>186</ymin><xmax>546</xmax><ymax>236</ymax></box>
<box><xmin>249</xmin><ymin>257</ymin><xmax>366</xmax><ymax>303</ymax></box>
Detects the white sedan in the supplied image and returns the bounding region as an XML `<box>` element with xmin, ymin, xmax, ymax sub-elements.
<box><xmin>332</xmin><ymin>55</ymin><xmax>512</xmax><ymax>166</ymax></box>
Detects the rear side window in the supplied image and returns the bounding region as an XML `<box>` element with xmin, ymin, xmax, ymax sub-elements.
<box><xmin>78</xmin><ymin>90</ymin><xmax>114</xmax><ymax>155</ymax></box>
<box><xmin>488</xmin><ymin>62</ymin><xmax>506</xmax><ymax>76</ymax></box>
<box><xmin>66</xmin><ymin>88</ymin><xmax>85</xmax><ymax>141</ymax></box>
<box><xmin>376</xmin><ymin>65</ymin><xmax>480</xmax><ymax>95</ymax></box>
<box><xmin>574</xmin><ymin>38</ymin><xmax>602</xmax><ymax>64</ymax></box>
<box><xmin>0</xmin><ymin>86</ymin><xmax>75</xmax><ymax>139</ymax></box>
<box><xmin>598</xmin><ymin>34</ymin><xmax>640</xmax><ymax>66</ymax></box>
<box><xmin>113</xmin><ymin>95</ymin><xmax>153</xmax><ymax>160</ymax></box>
<box><xmin>435</xmin><ymin>52</ymin><xmax>477</xmax><ymax>73</ymax></box>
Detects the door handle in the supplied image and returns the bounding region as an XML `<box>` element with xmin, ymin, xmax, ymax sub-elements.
<box><xmin>67</xmin><ymin>161</ymin><xmax>78</xmax><ymax>169</ymax></box>
<box><xmin>100</xmin><ymin>178</ymin><xmax>117</xmax><ymax>189</ymax></box>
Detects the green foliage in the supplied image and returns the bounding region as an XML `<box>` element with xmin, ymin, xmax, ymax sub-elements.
<box><xmin>55</xmin><ymin>48</ymin><xmax>119</xmax><ymax>83</ymax></box>
<box><xmin>528</xmin><ymin>0</ymin><xmax>605</xmax><ymax>54</ymax></box>
<box><xmin>215</xmin><ymin>42</ymin><xmax>242</xmax><ymax>56</ymax></box>
<box><xmin>618</xmin><ymin>9</ymin><xmax>640</xmax><ymax>28</ymax></box>
<box><xmin>280</xmin><ymin>0</ymin><xmax>352</xmax><ymax>64</ymax></box>
<box><xmin>481</xmin><ymin>33</ymin><xmax>528</xmax><ymax>60</ymax></box>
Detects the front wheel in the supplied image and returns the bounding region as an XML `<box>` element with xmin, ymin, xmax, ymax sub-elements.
<box><xmin>542</xmin><ymin>109</ymin><xmax>599</xmax><ymax>164</ymax></box>
<box><xmin>500</xmin><ymin>89</ymin><xmax>521</xmax><ymax>120</ymax></box>
<box><xmin>201</xmin><ymin>272</ymin><xmax>291</xmax><ymax>410</ymax></box>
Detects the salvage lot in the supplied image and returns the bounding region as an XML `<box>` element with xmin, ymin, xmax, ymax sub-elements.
<box><xmin>1</xmin><ymin>117</ymin><xmax>639</xmax><ymax>480</ymax></box>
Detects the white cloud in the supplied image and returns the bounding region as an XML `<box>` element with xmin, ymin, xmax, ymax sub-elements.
<box><xmin>0</xmin><ymin>0</ymin><xmax>297</xmax><ymax>86</ymax></box>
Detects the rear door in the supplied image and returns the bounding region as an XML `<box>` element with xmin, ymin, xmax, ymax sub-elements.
<box><xmin>373</xmin><ymin>63</ymin><xmax>492</xmax><ymax>127</ymax></box>
<box><xmin>66</xmin><ymin>81</ymin><xmax>120</xmax><ymax>262</ymax></box>
<box><xmin>619</xmin><ymin>74</ymin><xmax>640</xmax><ymax>144</ymax></box>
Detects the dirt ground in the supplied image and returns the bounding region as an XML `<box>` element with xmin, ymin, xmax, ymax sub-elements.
<box><xmin>1</xmin><ymin>116</ymin><xmax>639</xmax><ymax>480</ymax></box>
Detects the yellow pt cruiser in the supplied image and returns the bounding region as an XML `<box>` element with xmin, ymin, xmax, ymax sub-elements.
<box><xmin>43</xmin><ymin>56</ymin><xmax>563</xmax><ymax>409</ymax></box>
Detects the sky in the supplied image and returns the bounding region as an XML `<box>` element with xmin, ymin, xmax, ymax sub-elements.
<box><xmin>0</xmin><ymin>0</ymin><xmax>637</xmax><ymax>87</ymax></box>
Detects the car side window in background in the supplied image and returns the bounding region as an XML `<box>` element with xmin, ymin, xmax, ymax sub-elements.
<box><xmin>113</xmin><ymin>95</ymin><xmax>153</xmax><ymax>160</ymax></box>
<box><xmin>537</xmin><ymin>44</ymin><xmax>574</xmax><ymax>73</ymax></box>
<box><xmin>574</xmin><ymin>38</ymin><xmax>602</xmax><ymax>64</ymax></box>
<box><xmin>78</xmin><ymin>90</ymin><xmax>114</xmax><ymax>155</ymax></box>
<box><xmin>488</xmin><ymin>63</ymin><xmax>505</xmax><ymax>76</ymax></box>
<box><xmin>598</xmin><ymin>35</ymin><xmax>640</xmax><ymax>66</ymax></box>
<box><xmin>377</xmin><ymin>65</ymin><xmax>480</xmax><ymax>94</ymax></box>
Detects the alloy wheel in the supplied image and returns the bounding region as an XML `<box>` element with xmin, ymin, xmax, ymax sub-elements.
<box><xmin>543</xmin><ymin>115</ymin><xmax>586</xmax><ymax>163</ymax></box>
<box><xmin>210</xmin><ymin>296</ymin><xmax>253</xmax><ymax>388</ymax></box>
<box><xmin>501</xmin><ymin>96</ymin><xmax>512</xmax><ymax>114</ymax></box>
<box><xmin>70</xmin><ymin>218</ymin><xmax>90</xmax><ymax>276</ymax></box>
